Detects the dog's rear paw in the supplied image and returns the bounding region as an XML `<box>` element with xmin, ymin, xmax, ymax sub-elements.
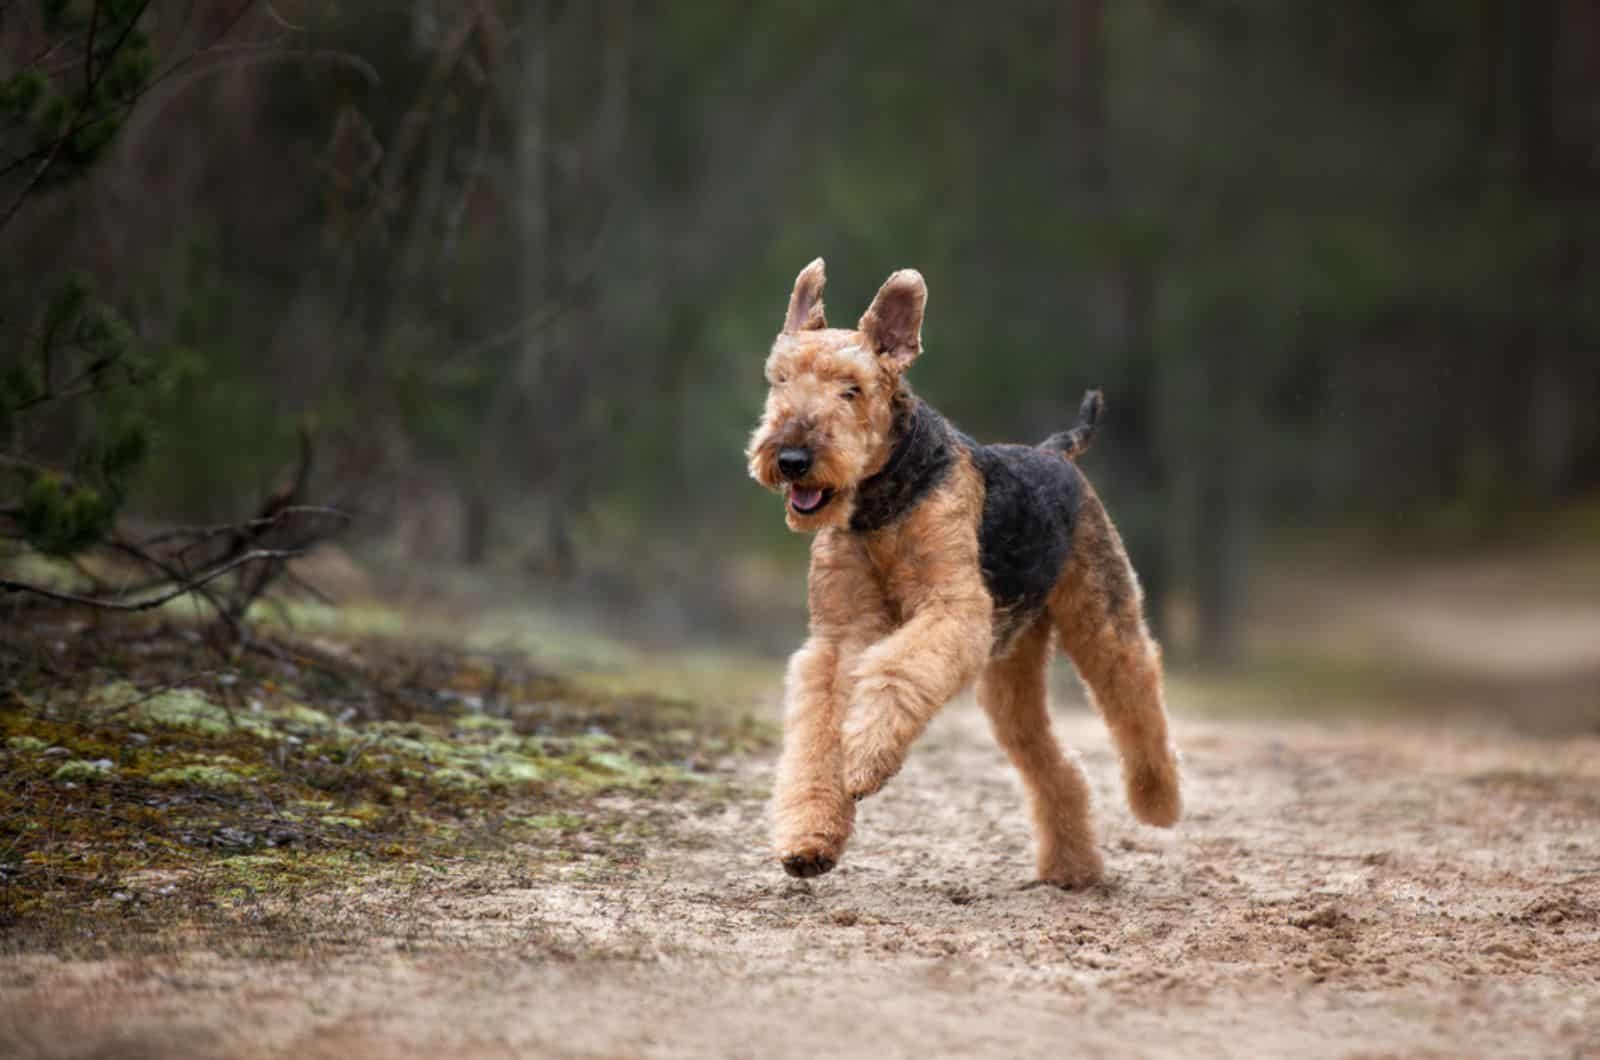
<box><xmin>780</xmin><ymin>850</ymin><xmax>837</xmax><ymax>878</ymax></box>
<box><xmin>1027</xmin><ymin>869</ymin><xmax>1103</xmax><ymax>891</ymax></box>
<box><xmin>1030</xmin><ymin>839</ymin><xmax>1106</xmax><ymax>890</ymax></box>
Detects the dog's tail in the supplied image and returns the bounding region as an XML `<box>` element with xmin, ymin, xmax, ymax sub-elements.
<box><xmin>1040</xmin><ymin>389</ymin><xmax>1103</xmax><ymax>460</ymax></box>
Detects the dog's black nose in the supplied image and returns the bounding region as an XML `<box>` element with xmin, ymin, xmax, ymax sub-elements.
<box><xmin>777</xmin><ymin>448</ymin><xmax>812</xmax><ymax>481</ymax></box>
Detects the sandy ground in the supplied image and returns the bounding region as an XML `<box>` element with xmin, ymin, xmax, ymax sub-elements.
<box><xmin>3</xmin><ymin>687</ymin><xmax>1598</xmax><ymax>1059</ymax></box>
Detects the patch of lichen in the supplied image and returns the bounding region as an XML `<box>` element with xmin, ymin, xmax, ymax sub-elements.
<box><xmin>0</xmin><ymin>611</ymin><xmax>774</xmax><ymax>957</ymax></box>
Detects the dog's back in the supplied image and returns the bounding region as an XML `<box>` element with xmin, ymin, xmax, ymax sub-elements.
<box><xmin>962</xmin><ymin>439</ymin><xmax>1083</xmax><ymax>649</ymax></box>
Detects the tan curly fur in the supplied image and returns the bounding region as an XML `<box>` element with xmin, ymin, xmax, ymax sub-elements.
<box><xmin>748</xmin><ymin>258</ymin><xmax>1181</xmax><ymax>885</ymax></box>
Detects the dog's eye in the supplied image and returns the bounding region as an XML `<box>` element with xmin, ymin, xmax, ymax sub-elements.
<box><xmin>841</xmin><ymin>385</ymin><xmax>860</xmax><ymax>402</ymax></box>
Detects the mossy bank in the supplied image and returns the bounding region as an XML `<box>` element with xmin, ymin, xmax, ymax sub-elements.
<box><xmin>0</xmin><ymin>615</ymin><xmax>774</xmax><ymax>957</ymax></box>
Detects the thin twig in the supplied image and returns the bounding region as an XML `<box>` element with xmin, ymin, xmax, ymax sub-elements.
<box><xmin>134</xmin><ymin>505</ymin><xmax>349</xmax><ymax>548</ymax></box>
<box><xmin>279</xmin><ymin>566</ymin><xmax>336</xmax><ymax>606</ymax></box>
<box><xmin>0</xmin><ymin>548</ymin><xmax>305</xmax><ymax>612</ymax></box>
<box><xmin>7</xmin><ymin>377</ymin><xmax>136</xmax><ymax>417</ymax></box>
<box><xmin>83</xmin><ymin>0</ymin><xmax>101</xmax><ymax>95</ymax></box>
<box><xmin>260</xmin><ymin>2</ymin><xmax>302</xmax><ymax>32</ymax></box>
<box><xmin>102</xmin><ymin>538</ymin><xmax>245</xmax><ymax>641</ymax></box>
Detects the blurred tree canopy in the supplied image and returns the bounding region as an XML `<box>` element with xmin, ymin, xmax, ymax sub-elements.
<box><xmin>3</xmin><ymin>0</ymin><xmax>1597</xmax><ymax>659</ymax></box>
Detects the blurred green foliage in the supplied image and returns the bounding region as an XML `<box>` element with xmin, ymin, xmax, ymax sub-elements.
<box><xmin>2</xmin><ymin>0</ymin><xmax>153</xmax><ymax>181</ymax></box>
<box><xmin>2</xmin><ymin>272</ymin><xmax>151</xmax><ymax>555</ymax></box>
<box><xmin>2</xmin><ymin>0</ymin><xmax>160</xmax><ymax>557</ymax></box>
<box><xmin>2</xmin><ymin>1</ymin><xmax>1597</xmax><ymax>656</ymax></box>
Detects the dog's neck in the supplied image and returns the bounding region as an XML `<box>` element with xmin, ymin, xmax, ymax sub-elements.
<box><xmin>848</xmin><ymin>394</ymin><xmax>956</xmax><ymax>533</ymax></box>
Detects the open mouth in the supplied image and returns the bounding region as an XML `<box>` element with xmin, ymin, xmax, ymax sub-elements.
<box><xmin>788</xmin><ymin>485</ymin><xmax>834</xmax><ymax>515</ymax></box>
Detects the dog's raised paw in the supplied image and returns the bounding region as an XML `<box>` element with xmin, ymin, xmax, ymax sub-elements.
<box><xmin>846</xmin><ymin>765</ymin><xmax>898</xmax><ymax>802</ymax></box>
<box><xmin>842</xmin><ymin>744</ymin><xmax>900</xmax><ymax>802</ymax></box>
<box><xmin>781</xmin><ymin>852</ymin><xmax>836</xmax><ymax>878</ymax></box>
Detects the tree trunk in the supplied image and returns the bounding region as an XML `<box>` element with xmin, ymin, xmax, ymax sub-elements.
<box><xmin>1062</xmin><ymin>0</ymin><xmax>1107</xmax><ymax>191</ymax></box>
<box><xmin>1191</xmin><ymin>333</ymin><xmax>1252</xmax><ymax>667</ymax></box>
<box><xmin>461</xmin><ymin>486</ymin><xmax>492</xmax><ymax>567</ymax></box>
<box><xmin>461</xmin><ymin>1</ymin><xmax>551</xmax><ymax>566</ymax></box>
<box><xmin>1514</xmin><ymin>0</ymin><xmax>1558</xmax><ymax>194</ymax></box>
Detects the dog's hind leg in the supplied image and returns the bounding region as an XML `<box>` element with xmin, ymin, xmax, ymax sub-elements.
<box><xmin>1049</xmin><ymin>484</ymin><xmax>1182</xmax><ymax>828</ymax></box>
<box><xmin>979</xmin><ymin>618</ymin><xmax>1104</xmax><ymax>886</ymax></box>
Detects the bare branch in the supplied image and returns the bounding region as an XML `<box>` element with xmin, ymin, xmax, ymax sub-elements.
<box><xmin>134</xmin><ymin>505</ymin><xmax>350</xmax><ymax>548</ymax></box>
<box><xmin>83</xmin><ymin>1</ymin><xmax>101</xmax><ymax>96</ymax></box>
<box><xmin>260</xmin><ymin>2</ymin><xmax>303</xmax><ymax>32</ymax></box>
<box><xmin>0</xmin><ymin>453</ymin><xmax>66</xmax><ymax>478</ymax></box>
<box><xmin>101</xmin><ymin>537</ymin><xmax>246</xmax><ymax>639</ymax></box>
<box><xmin>7</xmin><ymin>376</ymin><xmax>136</xmax><ymax>417</ymax></box>
<box><xmin>0</xmin><ymin>547</ymin><xmax>307</xmax><ymax>613</ymax></box>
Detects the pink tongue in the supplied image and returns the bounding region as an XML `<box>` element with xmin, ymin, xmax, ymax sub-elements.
<box><xmin>791</xmin><ymin>487</ymin><xmax>823</xmax><ymax>512</ymax></box>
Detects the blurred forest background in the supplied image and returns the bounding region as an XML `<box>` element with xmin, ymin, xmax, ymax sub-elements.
<box><xmin>4</xmin><ymin>0</ymin><xmax>1598</xmax><ymax>668</ymax></box>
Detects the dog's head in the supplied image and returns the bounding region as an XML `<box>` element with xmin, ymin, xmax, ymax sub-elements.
<box><xmin>747</xmin><ymin>258</ymin><xmax>927</xmax><ymax>531</ymax></box>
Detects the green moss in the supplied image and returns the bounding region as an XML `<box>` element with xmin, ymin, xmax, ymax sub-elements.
<box><xmin>582</xmin><ymin>749</ymin><xmax>650</xmax><ymax>781</ymax></box>
<box><xmin>483</xmin><ymin>755</ymin><xmax>544</xmax><ymax>785</ymax></box>
<box><xmin>368</xmin><ymin>721</ymin><xmax>446</xmax><ymax>761</ymax></box>
<box><xmin>267</xmin><ymin>702</ymin><xmax>350</xmax><ymax>737</ymax></box>
<box><xmin>453</xmin><ymin>714</ymin><xmax>513</xmax><ymax>733</ymax></box>
<box><xmin>90</xmin><ymin>684</ymin><xmax>277</xmax><ymax>741</ymax></box>
<box><xmin>149</xmin><ymin>763</ymin><xmax>245</xmax><ymax>789</ymax></box>
<box><xmin>1</xmin><ymin>602</ymin><xmax>771</xmax><ymax>957</ymax></box>
<box><xmin>52</xmin><ymin>759</ymin><xmax>113</xmax><ymax>782</ymax></box>
<box><xmin>483</xmin><ymin>733</ymin><xmax>526</xmax><ymax>754</ymax></box>
<box><xmin>427</xmin><ymin>766</ymin><xmax>481</xmax><ymax>791</ymax></box>
<box><xmin>521</xmin><ymin>812</ymin><xmax>585</xmax><ymax>833</ymax></box>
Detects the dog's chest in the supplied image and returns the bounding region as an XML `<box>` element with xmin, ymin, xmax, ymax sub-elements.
<box><xmin>854</xmin><ymin>523</ymin><xmax>917</xmax><ymax>628</ymax></box>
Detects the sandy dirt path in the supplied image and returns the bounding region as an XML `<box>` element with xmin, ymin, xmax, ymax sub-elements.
<box><xmin>3</xmin><ymin>695</ymin><xmax>1599</xmax><ymax>1059</ymax></box>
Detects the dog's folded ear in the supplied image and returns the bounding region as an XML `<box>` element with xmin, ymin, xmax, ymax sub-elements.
<box><xmin>859</xmin><ymin>269</ymin><xmax>925</xmax><ymax>372</ymax></box>
<box><xmin>783</xmin><ymin>258</ymin><xmax>828</xmax><ymax>333</ymax></box>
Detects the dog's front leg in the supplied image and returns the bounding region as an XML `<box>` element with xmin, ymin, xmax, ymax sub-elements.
<box><xmin>842</xmin><ymin>592</ymin><xmax>992</xmax><ymax>800</ymax></box>
<box><xmin>772</xmin><ymin>532</ymin><xmax>893</xmax><ymax>877</ymax></box>
<box><xmin>771</xmin><ymin>637</ymin><xmax>856</xmax><ymax>877</ymax></box>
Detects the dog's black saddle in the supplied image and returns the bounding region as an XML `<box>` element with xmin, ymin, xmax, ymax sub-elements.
<box><xmin>848</xmin><ymin>399</ymin><xmax>1083</xmax><ymax>646</ymax></box>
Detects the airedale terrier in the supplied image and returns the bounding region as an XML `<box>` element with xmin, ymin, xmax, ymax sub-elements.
<box><xmin>747</xmin><ymin>259</ymin><xmax>1182</xmax><ymax>886</ymax></box>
